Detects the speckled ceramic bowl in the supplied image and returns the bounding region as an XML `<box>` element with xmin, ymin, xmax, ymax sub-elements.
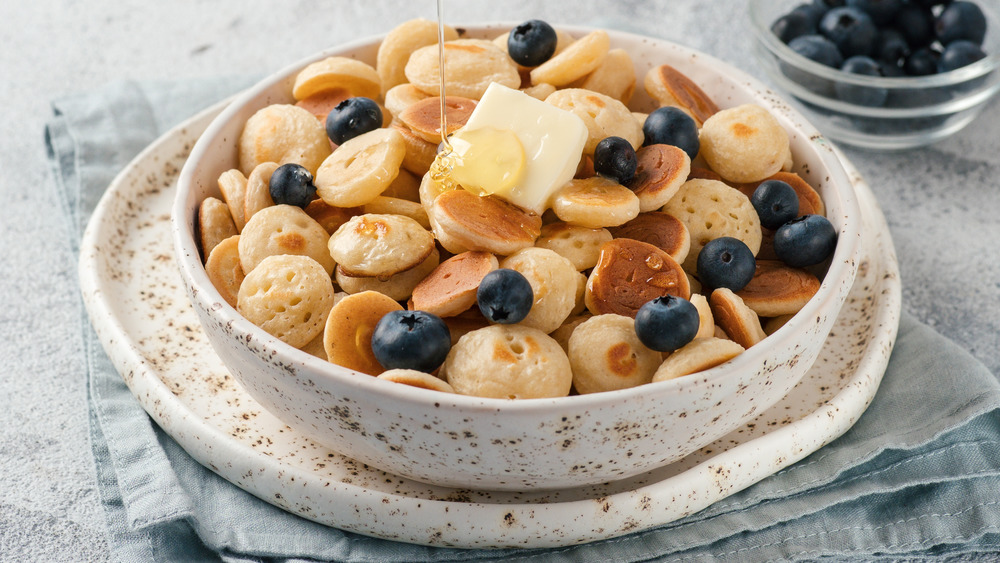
<box><xmin>173</xmin><ymin>23</ymin><xmax>863</xmax><ymax>491</ymax></box>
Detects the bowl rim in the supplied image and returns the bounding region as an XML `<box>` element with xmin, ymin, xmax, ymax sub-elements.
<box><xmin>747</xmin><ymin>0</ymin><xmax>1000</xmax><ymax>90</ymax></box>
<box><xmin>172</xmin><ymin>22</ymin><xmax>864</xmax><ymax>415</ymax></box>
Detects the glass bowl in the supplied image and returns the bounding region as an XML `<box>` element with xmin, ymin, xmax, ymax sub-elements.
<box><xmin>749</xmin><ymin>0</ymin><xmax>1000</xmax><ymax>150</ymax></box>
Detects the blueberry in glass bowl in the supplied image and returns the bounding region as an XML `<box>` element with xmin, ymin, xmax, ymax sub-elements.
<box><xmin>750</xmin><ymin>0</ymin><xmax>1000</xmax><ymax>149</ymax></box>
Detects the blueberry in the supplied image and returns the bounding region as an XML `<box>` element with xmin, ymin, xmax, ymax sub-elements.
<box><xmin>875</xmin><ymin>29</ymin><xmax>911</xmax><ymax>66</ymax></box>
<box><xmin>507</xmin><ymin>20</ymin><xmax>558</xmax><ymax>67</ymax></box>
<box><xmin>837</xmin><ymin>56</ymin><xmax>889</xmax><ymax>106</ymax></box>
<box><xmin>477</xmin><ymin>269</ymin><xmax>533</xmax><ymax>324</ymax></box>
<box><xmin>773</xmin><ymin>11</ymin><xmax>815</xmax><ymax>44</ymax></box>
<box><xmin>325</xmin><ymin>97</ymin><xmax>382</xmax><ymax>145</ymax></box>
<box><xmin>696</xmin><ymin>237</ymin><xmax>757</xmax><ymax>292</ymax></box>
<box><xmin>819</xmin><ymin>7</ymin><xmax>878</xmax><ymax>58</ymax></box>
<box><xmin>642</xmin><ymin>107</ymin><xmax>700</xmax><ymax>161</ymax></box>
<box><xmin>752</xmin><ymin>180</ymin><xmax>800</xmax><ymax>230</ymax></box>
<box><xmin>846</xmin><ymin>0</ymin><xmax>902</xmax><ymax>26</ymax></box>
<box><xmin>789</xmin><ymin>34</ymin><xmax>845</xmax><ymax>68</ymax></box>
<box><xmin>371</xmin><ymin>310</ymin><xmax>451</xmax><ymax>373</ymax></box>
<box><xmin>936</xmin><ymin>1</ymin><xmax>987</xmax><ymax>46</ymax></box>
<box><xmin>904</xmin><ymin>47</ymin><xmax>941</xmax><ymax>75</ymax></box>
<box><xmin>268</xmin><ymin>163</ymin><xmax>316</xmax><ymax>208</ymax></box>
<box><xmin>794</xmin><ymin>2</ymin><xmax>830</xmax><ymax>28</ymax></box>
<box><xmin>633</xmin><ymin>295</ymin><xmax>700</xmax><ymax>353</ymax></box>
<box><xmin>593</xmin><ymin>136</ymin><xmax>638</xmax><ymax>184</ymax></box>
<box><xmin>893</xmin><ymin>4</ymin><xmax>936</xmax><ymax>48</ymax></box>
<box><xmin>785</xmin><ymin>35</ymin><xmax>844</xmax><ymax>95</ymax></box>
<box><xmin>878</xmin><ymin>60</ymin><xmax>907</xmax><ymax>77</ymax></box>
<box><xmin>774</xmin><ymin>214</ymin><xmax>838</xmax><ymax>267</ymax></box>
<box><xmin>938</xmin><ymin>39</ymin><xmax>987</xmax><ymax>71</ymax></box>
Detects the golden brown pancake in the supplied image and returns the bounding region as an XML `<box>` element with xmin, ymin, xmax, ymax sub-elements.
<box><xmin>585</xmin><ymin>238</ymin><xmax>690</xmax><ymax>318</ymax></box>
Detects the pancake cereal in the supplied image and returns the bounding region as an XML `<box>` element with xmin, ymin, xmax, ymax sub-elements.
<box><xmin>198</xmin><ymin>18</ymin><xmax>836</xmax><ymax>400</ymax></box>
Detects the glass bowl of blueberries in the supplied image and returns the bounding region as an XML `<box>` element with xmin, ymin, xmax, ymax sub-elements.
<box><xmin>749</xmin><ymin>0</ymin><xmax>1000</xmax><ymax>149</ymax></box>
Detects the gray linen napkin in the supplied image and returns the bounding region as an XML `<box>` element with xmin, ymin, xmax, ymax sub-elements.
<box><xmin>52</xmin><ymin>78</ymin><xmax>1000</xmax><ymax>562</ymax></box>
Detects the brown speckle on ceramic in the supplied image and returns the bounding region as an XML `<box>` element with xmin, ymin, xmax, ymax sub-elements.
<box><xmin>79</xmin><ymin>26</ymin><xmax>899</xmax><ymax>548</ymax></box>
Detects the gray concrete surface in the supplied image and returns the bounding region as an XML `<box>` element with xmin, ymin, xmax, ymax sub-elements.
<box><xmin>1</xmin><ymin>1</ymin><xmax>998</xmax><ymax>560</ymax></box>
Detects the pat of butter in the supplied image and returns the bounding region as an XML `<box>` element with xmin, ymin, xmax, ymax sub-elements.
<box><xmin>456</xmin><ymin>82</ymin><xmax>587</xmax><ymax>214</ymax></box>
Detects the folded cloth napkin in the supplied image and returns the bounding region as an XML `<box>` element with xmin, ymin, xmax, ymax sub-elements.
<box><xmin>50</xmin><ymin>78</ymin><xmax>1000</xmax><ymax>562</ymax></box>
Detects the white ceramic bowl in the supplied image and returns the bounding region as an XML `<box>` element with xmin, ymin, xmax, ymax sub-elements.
<box><xmin>173</xmin><ymin>23</ymin><xmax>863</xmax><ymax>491</ymax></box>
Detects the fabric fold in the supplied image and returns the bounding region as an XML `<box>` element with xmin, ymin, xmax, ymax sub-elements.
<box><xmin>53</xmin><ymin>77</ymin><xmax>1000</xmax><ymax>562</ymax></box>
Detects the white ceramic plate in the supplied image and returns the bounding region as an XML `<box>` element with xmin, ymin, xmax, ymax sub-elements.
<box><xmin>78</xmin><ymin>101</ymin><xmax>900</xmax><ymax>548</ymax></box>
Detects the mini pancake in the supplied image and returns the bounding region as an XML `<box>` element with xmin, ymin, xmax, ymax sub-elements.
<box><xmin>534</xmin><ymin>222</ymin><xmax>613</xmax><ymax>271</ymax></box>
<box><xmin>586</xmin><ymin>238</ymin><xmax>690</xmax><ymax>318</ymax></box>
<box><xmin>687</xmin><ymin>166</ymin><xmax>725</xmax><ymax>183</ymax></box>
<box><xmin>243</xmin><ymin>161</ymin><xmax>279</xmax><ymax>224</ymax></box>
<box><xmin>216</xmin><ymin>169</ymin><xmax>248</xmax><ymax>232</ymax></box>
<box><xmin>405</xmin><ymin>39</ymin><xmax>520</xmax><ymax>100</ymax></box>
<box><xmin>238</xmin><ymin>204</ymin><xmax>336</xmax><ymax>276</ymax></box>
<box><xmin>530</xmin><ymin>30</ymin><xmax>611</xmax><ymax>87</ymax></box>
<box><xmin>651</xmin><ymin>337</ymin><xmax>744</xmax><ymax>383</ymax></box>
<box><xmin>377</xmin><ymin>369</ymin><xmax>456</xmax><ymax>393</ymax></box>
<box><xmin>441</xmin><ymin>306</ymin><xmax>492</xmax><ymax>346</ymax></box>
<box><xmin>238</xmin><ymin>104</ymin><xmax>331</xmax><ymax>177</ymax></box>
<box><xmin>198</xmin><ymin>196</ymin><xmax>238</xmax><ymax>260</ymax></box>
<box><xmin>661</xmin><ymin>178</ymin><xmax>762</xmax><ymax>273</ymax></box>
<box><xmin>391</xmin><ymin>121</ymin><xmax>439</xmax><ymax>177</ymax></box>
<box><xmin>303</xmin><ymin>199</ymin><xmax>361</xmax><ymax>235</ymax></box>
<box><xmin>237</xmin><ymin>254</ymin><xmax>335</xmax><ymax>349</ymax></box>
<box><xmin>549</xmin><ymin>313</ymin><xmax>592</xmax><ymax>352</ymax></box>
<box><xmin>735</xmin><ymin>260</ymin><xmax>820</xmax><ymax>317</ymax></box>
<box><xmin>607</xmin><ymin>211</ymin><xmax>691</xmax><ymax>265</ymax></box>
<box><xmin>328</xmin><ymin>213</ymin><xmax>435</xmax><ymax>278</ymax></box>
<box><xmin>522</xmin><ymin>82</ymin><xmax>556</xmax><ymax>101</ymax></box>
<box><xmin>428</xmin><ymin>188</ymin><xmax>542</xmax><ymax>256</ymax></box>
<box><xmin>545</xmin><ymin>88</ymin><xmax>643</xmax><ymax>155</ymax></box>
<box><xmin>295</xmin><ymin>88</ymin><xmax>351</xmax><ymax>122</ymax></box>
<box><xmin>398</xmin><ymin>96</ymin><xmax>477</xmax><ymax>144</ymax></box>
<box><xmin>551</xmin><ymin>176</ymin><xmax>640</xmax><ymax>228</ymax></box>
<box><xmin>699</xmin><ymin>104</ymin><xmax>790</xmax><ymax>184</ymax></box>
<box><xmin>377</xmin><ymin>18</ymin><xmax>459</xmax><ymax>92</ymax></box>
<box><xmin>314</xmin><ymin>127</ymin><xmax>406</xmax><ymax>208</ymax></box>
<box><xmin>568</xmin><ymin>313</ymin><xmax>661</xmax><ymax>394</ymax></box>
<box><xmin>362</xmin><ymin>196</ymin><xmax>430</xmax><ymax>229</ymax></box>
<box><xmin>292</xmin><ymin>56</ymin><xmax>381</xmax><ymax>101</ymax></box>
<box><xmin>384</xmin><ymin>83</ymin><xmax>431</xmax><ymax>120</ymax></box>
<box><xmin>441</xmin><ymin>324</ymin><xmax>572</xmax><ymax>399</ymax></box>
<box><xmin>204</xmin><ymin>234</ymin><xmax>244</xmax><ymax>309</ymax></box>
<box><xmin>380</xmin><ymin>168</ymin><xmax>422</xmax><ymax>202</ymax></box>
<box><xmin>643</xmin><ymin>64</ymin><xmax>720</xmax><ymax>126</ymax></box>
<box><xmin>500</xmin><ymin>247</ymin><xmax>580</xmax><ymax>334</ymax></box>
<box><xmin>323</xmin><ymin>290</ymin><xmax>403</xmax><ymax>376</ymax></box>
<box><xmin>709</xmin><ymin>288</ymin><xmax>767</xmax><ymax>350</ymax></box>
<box><xmin>570</xmin><ymin>48</ymin><xmax>637</xmax><ymax>104</ymax></box>
<box><xmin>335</xmin><ymin>248</ymin><xmax>440</xmax><ymax>302</ymax></box>
<box><xmin>627</xmin><ymin>143</ymin><xmax>691</xmax><ymax>212</ymax></box>
<box><xmin>410</xmin><ymin>251</ymin><xmax>499</xmax><ymax>317</ymax></box>
<box><xmin>689</xmin><ymin>293</ymin><xmax>715</xmax><ymax>339</ymax></box>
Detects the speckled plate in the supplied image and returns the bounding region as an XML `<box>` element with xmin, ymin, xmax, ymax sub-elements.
<box><xmin>78</xmin><ymin>101</ymin><xmax>900</xmax><ymax>549</ymax></box>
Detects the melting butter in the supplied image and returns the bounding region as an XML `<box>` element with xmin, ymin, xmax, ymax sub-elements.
<box><xmin>431</xmin><ymin>82</ymin><xmax>588</xmax><ymax>214</ymax></box>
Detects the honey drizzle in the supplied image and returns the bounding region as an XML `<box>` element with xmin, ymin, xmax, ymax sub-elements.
<box><xmin>437</xmin><ymin>0</ymin><xmax>449</xmax><ymax>149</ymax></box>
<box><xmin>430</xmin><ymin>0</ymin><xmax>457</xmax><ymax>186</ymax></box>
